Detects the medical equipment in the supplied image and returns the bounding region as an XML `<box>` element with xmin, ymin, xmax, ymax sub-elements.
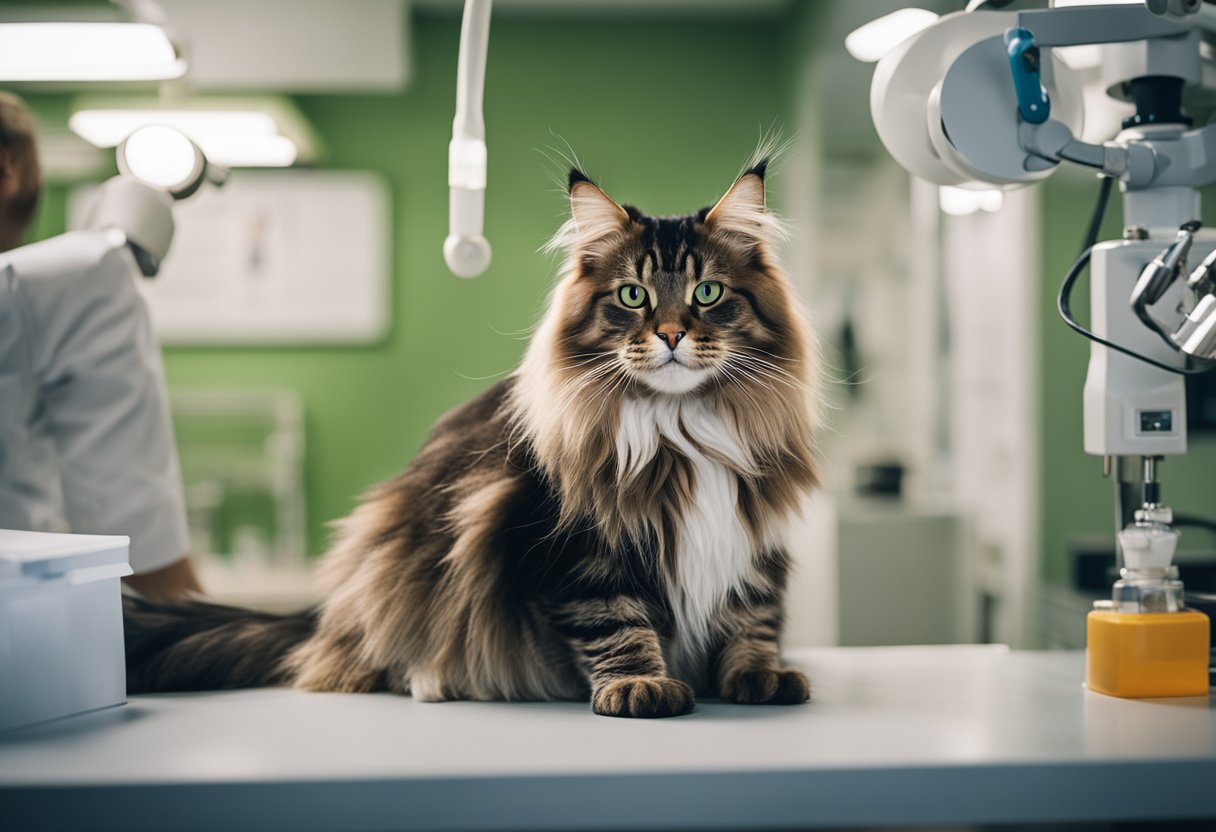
<box><xmin>82</xmin><ymin>176</ymin><xmax>175</xmax><ymax>277</ymax></box>
<box><xmin>869</xmin><ymin>0</ymin><xmax>1215</xmax><ymax>696</ymax></box>
<box><xmin>445</xmin><ymin>0</ymin><xmax>492</xmax><ymax>278</ymax></box>
<box><xmin>83</xmin><ymin>125</ymin><xmax>225</xmax><ymax>276</ymax></box>
<box><xmin>118</xmin><ymin>124</ymin><xmax>217</xmax><ymax>199</ymax></box>
<box><xmin>0</xmin><ymin>530</ymin><xmax>131</xmax><ymax>732</ymax></box>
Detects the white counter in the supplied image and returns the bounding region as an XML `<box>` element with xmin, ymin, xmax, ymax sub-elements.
<box><xmin>1</xmin><ymin>646</ymin><xmax>1213</xmax><ymax>831</ymax></box>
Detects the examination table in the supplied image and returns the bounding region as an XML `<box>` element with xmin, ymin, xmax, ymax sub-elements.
<box><xmin>1</xmin><ymin>645</ymin><xmax>1214</xmax><ymax>831</ymax></box>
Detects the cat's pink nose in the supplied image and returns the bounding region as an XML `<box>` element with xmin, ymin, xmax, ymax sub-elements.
<box><xmin>655</xmin><ymin>323</ymin><xmax>686</xmax><ymax>349</ymax></box>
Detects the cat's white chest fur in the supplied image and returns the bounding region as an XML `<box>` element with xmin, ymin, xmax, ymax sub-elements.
<box><xmin>616</xmin><ymin>396</ymin><xmax>756</xmax><ymax>669</ymax></box>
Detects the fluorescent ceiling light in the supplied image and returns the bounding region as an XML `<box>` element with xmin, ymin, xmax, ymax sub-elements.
<box><xmin>70</xmin><ymin>109</ymin><xmax>297</xmax><ymax>168</ymax></box>
<box><xmin>939</xmin><ymin>186</ymin><xmax>1004</xmax><ymax>216</ymax></box>
<box><xmin>0</xmin><ymin>23</ymin><xmax>185</xmax><ymax>82</ymax></box>
<box><xmin>70</xmin><ymin>110</ymin><xmax>278</xmax><ymax>148</ymax></box>
<box><xmin>845</xmin><ymin>8</ymin><xmax>939</xmax><ymax>63</ymax></box>
<box><xmin>193</xmin><ymin>134</ymin><xmax>297</xmax><ymax>168</ymax></box>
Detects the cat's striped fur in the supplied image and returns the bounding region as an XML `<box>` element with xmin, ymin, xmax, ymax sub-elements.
<box><xmin>125</xmin><ymin>158</ymin><xmax>820</xmax><ymax>717</ymax></box>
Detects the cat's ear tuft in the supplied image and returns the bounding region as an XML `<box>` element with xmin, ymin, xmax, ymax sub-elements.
<box><xmin>544</xmin><ymin>169</ymin><xmax>632</xmax><ymax>258</ymax></box>
<box><xmin>704</xmin><ymin>166</ymin><xmax>778</xmax><ymax>247</ymax></box>
<box><xmin>568</xmin><ymin>173</ymin><xmax>630</xmax><ymax>246</ymax></box>
<box><xmin>567</xmin><ymin>168</ymin><xmax>595</xmax><ymax>191</ymax></box>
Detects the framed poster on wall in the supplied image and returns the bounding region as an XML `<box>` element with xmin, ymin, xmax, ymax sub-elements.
<box><xmin>69</xmin><ymin>170</ymin><xmax>390</xmax><ymax>345</ymax></box>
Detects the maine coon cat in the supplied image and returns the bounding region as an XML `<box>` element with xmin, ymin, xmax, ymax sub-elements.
<box><xmin>124</xmin><ymin>157</ymin><xmax>820</xmax><ymax>718</ymax></box>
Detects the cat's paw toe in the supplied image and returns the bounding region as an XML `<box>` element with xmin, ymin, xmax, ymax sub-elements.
<box><xmin>720</xmin><ymin>668</ymin><xmax>810</xmax><ymax>704</ymax></box>
<box><xmin>592</xmin><ymin>677</ymin><xmax>695</xmax><ymax>718</ymax></box>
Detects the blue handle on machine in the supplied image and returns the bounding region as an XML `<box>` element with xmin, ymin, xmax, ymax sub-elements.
<box><xmin>1005</xmin><ymin>27</ymin><xmax>1050</xmax><ymax>125</ymax></box>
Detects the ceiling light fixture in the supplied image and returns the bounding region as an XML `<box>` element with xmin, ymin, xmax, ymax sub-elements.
<box><xmin>0</xmin><ymin>22</ymin><xmax>184</xmax><ymax>82</ymax></box>
<box><xmin>70</xmin><ymin>109</ymin><xmax>297</xmax><ymax>168</ymax></box>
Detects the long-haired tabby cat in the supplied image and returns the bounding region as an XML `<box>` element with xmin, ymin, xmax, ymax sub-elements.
<box><xmin>125</xmin><ymin>157</ymin><xmax>820</xmax><ymax>718</ymax></box>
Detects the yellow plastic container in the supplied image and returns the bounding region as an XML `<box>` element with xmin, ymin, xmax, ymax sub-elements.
<box><xmin>1086</xmin><ymin>609</ymin><xmax>1211</xmax><ymax>698</ymax></box>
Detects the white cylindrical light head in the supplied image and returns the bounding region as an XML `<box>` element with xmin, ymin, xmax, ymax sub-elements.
<box><xmin>444</xmin><ymin>233</ymin><xmax>492</xmax><ymax>279</ymax></box>
<box><xmin>117</xmin><ymin>125</ymin><xmax>207</xmax><ymax>198</ymax></box>
<box><xmin>446</xmin><ymin>179</ymin><xmax>491</xmax><ymax>278</ymax></box>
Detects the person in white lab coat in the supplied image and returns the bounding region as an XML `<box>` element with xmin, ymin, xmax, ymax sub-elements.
<box><xmin>0</xmin><ymin>91</ymin><xmax>201</xmax><ymax>599</ymax></box>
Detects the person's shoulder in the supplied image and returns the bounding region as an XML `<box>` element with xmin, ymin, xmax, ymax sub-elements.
<box><xmin>3</xmin><ymin>230</ymin><xmax>137</xmax><ymax>307</ymax></box>
<box><xmin>1</xmin><ymin>229</ymin><xmax>130</xmax><ymax>285</ymax></box>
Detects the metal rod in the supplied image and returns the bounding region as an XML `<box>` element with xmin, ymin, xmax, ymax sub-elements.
<box><xmin>1143</xmin><ymin>455</ymin><xmax>1162</xmax><ymax>506</ymax></box>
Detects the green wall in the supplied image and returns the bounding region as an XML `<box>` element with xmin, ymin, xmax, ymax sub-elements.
<box><xmin>17</xmin><ymin>11</ymin><xmax>791</xmax><ymax>555</ymax></box>
<box><xmin>22</xmin><ymin>3</ymin><xmax>1205</xmax><ymax>589</ymax></box>
<box><xmin>1039</xmin><ymin>179</ymin><xmax>1216</xmax><ymax>584</ymax></box>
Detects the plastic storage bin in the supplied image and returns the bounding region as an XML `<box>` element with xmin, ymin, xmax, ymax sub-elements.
<box><xmin>0</xmin><ymin>529</ymin><xmax>132</xmax><ymax>732</ymax></box>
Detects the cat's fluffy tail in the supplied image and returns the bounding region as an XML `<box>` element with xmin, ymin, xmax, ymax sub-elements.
<box><xmin>123</xmin><ymin>595</ymin><xmax>318</xmax><ymax>693</ymax></box>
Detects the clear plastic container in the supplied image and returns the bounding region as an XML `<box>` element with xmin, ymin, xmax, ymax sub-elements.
<box><xmin>1112</xmin><ymin>520</ymin><xmax>1184</xmax><ymax>613</ymax></box>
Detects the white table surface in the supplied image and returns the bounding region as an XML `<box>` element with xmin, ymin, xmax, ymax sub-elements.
<box><xmin>1</xmin><ymin>645</ymin><xmax>1214</xmax><ymax>831</ymax></box>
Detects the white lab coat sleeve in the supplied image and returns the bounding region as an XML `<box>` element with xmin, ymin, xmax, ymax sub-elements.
<box><xmin>16</xmin><ymin>230</ymin><xmax>190</xmax><ymax>574</ymax></box>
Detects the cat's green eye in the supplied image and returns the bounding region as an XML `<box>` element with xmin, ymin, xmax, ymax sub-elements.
<box><xmin>618</xmin><ymin>284</ymin><xmax>648</xmax><ymax>309</ymax></box>
<box><xmin>694</xmin><ymin>281</ymin><xmax>724</xmax><ymax>306</ymax></box>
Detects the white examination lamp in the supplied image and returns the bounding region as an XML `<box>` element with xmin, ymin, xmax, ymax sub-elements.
<box><xmin>118</xmin><ymin>125</ymin><xmax>208</xmax><ymax>198</ymax></box>
<box><xmin>445</xmin><ymin>0</ymin><xmax>493</xmax><ymax>278</ymax></box>
<box><xmin>86</xmin><ymin>125</ymin><xmax>227</xmax><ymax>276</ymax></box>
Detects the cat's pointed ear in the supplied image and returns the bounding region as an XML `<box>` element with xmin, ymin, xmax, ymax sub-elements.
<box><xmin>567</xmin><ymin>169</ymin><xmax>630</xmax><ymax>249</ymax></box>
<box><xmin>704</xmin><ymin>161</ymin><xmax>780</xmax><ymax>247</ymax></box>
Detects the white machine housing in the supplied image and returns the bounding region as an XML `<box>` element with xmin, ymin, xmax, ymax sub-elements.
<box><xmin>1082</xmin><ymin>235</ymin><xmax>1210</xmax><ymax>456</ymax></box>
<box><xmin>0</xmin><ymin>530</ymin><xmax>131</xmax><ymax>733</ymax></box>
<box><xmin>871</xmin><ymin>10</ymin><xmax>1084</xmax><ymax>189</ymax></box>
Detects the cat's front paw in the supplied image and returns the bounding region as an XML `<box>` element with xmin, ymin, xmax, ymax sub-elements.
<box><xmin>592</xmin><ymin>676</ymin><xmax>695</xmax><ymax>718</ymax></box>
<box><xmin>720</xmin><ymin>668</ymin><xmax>810</xmax><ymax>705</ymax></box>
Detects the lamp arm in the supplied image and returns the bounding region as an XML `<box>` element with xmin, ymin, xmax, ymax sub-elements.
<box><xmin>445</xmin><ymin>0</ymin><xmax>493</xmax><ymax>278</ymax></box>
